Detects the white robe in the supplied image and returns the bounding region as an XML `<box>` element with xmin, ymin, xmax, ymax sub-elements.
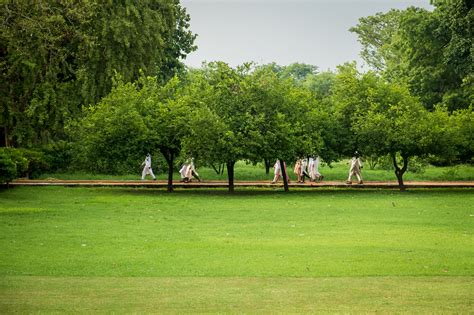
<box><xmin>347</xmin><ymin>157</ymin><xmax>362</xmax><ymax>182</ymax></box>
<box><xmin>141</xmin><ymin>156</ymin><xmax>156</xmax><ymax>179</ymax></box>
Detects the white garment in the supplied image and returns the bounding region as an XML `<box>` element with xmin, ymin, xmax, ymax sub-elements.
<box><xmin>308</xmin><ymin>157</ymin><xmax>315</xmax><ymax>180</ymax></box>
<box><xmin>314</xmin><ymin>156</ymin><xmax>321</xmax><ymax>177</ymax></box>
<box><xmin>300</xmin><ymin>158</ymin><xmax>308</xmax><ymax>176</ymax></box>
<box><xmin>141</xmin><ymin>155</ymin><xmax>156</xmax><ymax>180</ymax></box>
<box><xmin>347</xmin><ymin>157</ymin><xmax>362</xmax><ymax>182</ymax></box>
<box><xmin>179</xmin><ymin>164</ymin><xmax>188</xmax><ymax>179</ymax></box>
<box><xmin>272</xmin><ymin>159</ymin><xmax>281</xmax><ymax>183</ymax></box>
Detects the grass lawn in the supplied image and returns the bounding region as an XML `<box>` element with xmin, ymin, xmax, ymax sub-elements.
<box><xmin>0</xmin><ymin>187</ymin><xmax>473</xmax><ymax>312</ymax></box>
<box><xmin>38</xmin><ymin>161</ymin><xmax>474</xmax><ymax>181</ymax></box>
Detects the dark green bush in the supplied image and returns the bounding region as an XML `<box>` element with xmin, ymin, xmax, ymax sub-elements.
<box><xmin>41</xmin><ymin>140</ymin><xmax>73</xmax><ymax>172</ymax></box>
<box><xmin>0</xmin><ymin>150</ymin><xmax>17</xmax><ymax>184</ymax></box>
<box><xmin>20</xmin><ymin>149</ymin><xmax>50</xmax><ymax>178</ymax></box>
<box><xmin>0</xmin><ymin>148</ymin><xmax>49</xmax><ymax>179</ymax></box>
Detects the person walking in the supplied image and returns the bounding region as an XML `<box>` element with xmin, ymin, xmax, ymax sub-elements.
<box><xmin>294</xmin><ymin>159</ymin><xmax>303</xmax><ymax>183</ymax></box>
<box><xmin>271</xmin><ymin>159</ymin><xmax>281</xmax><ymax>184</ymax></box>
<box><xmin>186</xmin><ymin>158</ymin><xmax>201</xmax><ymax>182</ymax></box>
<box><xmin>310</xmin><ymin>155</ymin><xmax>324</xmax><ymax>182</ymax></box>
<box><xmin>179</xmin><ymin>162</ymin><xmax>189</xmax><ymax>182</ymax></box>
<box><xmin>141</xmin><ymin>153</ymin><xmax>156</xmax><ymax>180</ymax></box>
<box><xmin>347</xmin><ymin>151</ymin><xmax>363</xmax><ymax>184</ymax></box>
<box><xmin>300</xmin><ymin>158</ymin><xmax>310</xmax><ymax>183</ymax></box>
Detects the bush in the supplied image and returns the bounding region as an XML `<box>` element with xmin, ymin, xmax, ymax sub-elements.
<box><xmin>0</xmin><ymin>148</ymin><xmax>50</xmax><ymax>179</ymax></box>
<box><xmin>3</xmin><ymin>148</ymin><xmax>28</xmax><ymax>176</ymax></box>
<box><xmin>41</xmin><ymin>140</ymin><xmax>73</xmax><ymax>172</ymax></box>
<box><xmin>0</xmin><ymin>150</ymin><xmax>17</xmax><ymax>184</ymax></box>
<box><xmin>20</xmin><ymin>149</ymin><xmax>50</xmax><ymax>178</ymax></box>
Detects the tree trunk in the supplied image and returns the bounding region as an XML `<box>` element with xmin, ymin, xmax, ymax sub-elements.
<box><xmin>210</xmin><ymin>163</ymin><xmax>220</xmax><ymax>175</ymax></box>
<box><xmin>1</xmin><ymin>127</ymin><xmax>6</xmax><ymax>147</ymax></box>
<box><xmin>220</xmin><ymin>163</ymin><xmax>225</xmax><ymax>175</ymax></box>
<box><xmin>392</xmin><ymin>153</ymin><xmax>409</xmax><ymax>191</ymax></box>
<box><xmin>280</xmin><ymin>159</ymin><xmax>289</xmax><ymax>192</ymax></box>
<box><xmin>264</xmin><ymin>159</ymin><xmax>271</xmax><ymax>175</ymax></box>
<box><xmin>226</xmin><ymin>160</ymin><xmax>235</xmax><ymax>193</ymax></box>
<box><xmin>161</xmin><ymin>149</ymin><xmax>175</xmax><ymax>192</ymax></box>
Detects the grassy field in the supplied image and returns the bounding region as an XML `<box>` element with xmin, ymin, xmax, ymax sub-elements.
<box><xmin>38</xmin><ymin>161</ymin><xmax>474</xmax><ymax>181</ymax></box>
<box><xmin>0</xmin><ymin>187</ymin><xmax>473</xmax><ymax>312</ymax></box>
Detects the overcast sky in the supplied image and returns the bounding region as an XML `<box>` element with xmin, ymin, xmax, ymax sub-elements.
<box><xmin>181</xmin><ymin>0</ymin><xmax>433</xmax><ymax>71</ymax></box>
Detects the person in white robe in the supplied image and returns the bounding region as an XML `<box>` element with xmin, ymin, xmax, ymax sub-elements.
<box><xmin>271</xmin><ymin>159</ymin><xmax>281</xmax><ymax>184</ymax></box>
<box><xmin>347</xmin><ymin>152</ymin><xmax>363</xmax><ymax>184</ymax></box>
<box><xmin>179</xmin><ymin>162</ymin><xmax>189</xmax><ymax>182</ymax></box>
<box><xmin>141</xmin><ymin>153</ymin><xmax>156</xmax><ymax>180</ymax></box>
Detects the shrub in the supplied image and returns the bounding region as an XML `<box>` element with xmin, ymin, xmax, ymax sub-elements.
<box><xmin>0</xmin><ymin>150</ymin><xmax>17</xmax><ymax>185</ymax></box>
<box><xmin>0</xmin><ymin>148</ymin><xmax>50</xmax><ymax>179</ymax></box>
<box><xmin>41</xmin><ymin>140</ymin><xmax>73</xmax><ymax>172</ymax></box>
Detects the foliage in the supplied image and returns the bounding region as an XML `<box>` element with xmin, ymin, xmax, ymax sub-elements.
<box><xmin>40</xmin><ymin>140</ymin><xmax>74</xmax><ymax>172</ymax></box>
<box><xmin>72</xmin><ymin>74</ymin><xmax>193</xmax><ymax>192</ymax></box>
<box><xmin>350</xmin><ymin>0</ymin><xmax>473</xmax><ymax>110</ymax></box>
<box><xmin>330</xmin><ymin>63</ymin><xmax>463</xmax><ymax>188</ymax></box>
<box><xmin>0</xmin><ymin>147</ymin><xmax>49</xmax><ymax>179</ymax></box>
<box><xmin>0</xmin><ymin>150</ymin><xmax>16</xmax><ymax>184</ymax></box>
<box><xmin>0</xmin><ymin>0</ymin><xmax>196</xmax><ymax>147</ymax></box>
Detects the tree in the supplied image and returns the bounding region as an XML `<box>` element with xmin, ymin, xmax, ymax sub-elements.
<box><xmin>73</xmin><ymin>74</ymin><xmax>192</xmax><ymax>192</ymax></box>
<box><xmin>0</xmin><ymin>1</ymin><xmax>196</xmax><ymax>147</ymax></box>
<box><xmin>349</xmin><ymin>76</ymin><xmax>457</xmax><ymax>189</ymax></box>
<box><xmin>350</xmin><ymin>1</ymin><xmax>473</xmax><ymax>111</ymax></box>
<box><xmin>185</xmin><ymin>62</ymin><xmax>327</xmax><ymax>192</ymax></box>
<box><xmin>182</xmin><ymin>62</ymin><xmax>251</xmax><ymax>192</ymax></box>
<box><xmin>349</xmin><ymin>9</ymin><xmax>402</xmax><ymax>72</ymax></box>
<box><xmin>142</xmin><ymin>76</ymin><xmax>193</xmax><ymax>192</ymax></box>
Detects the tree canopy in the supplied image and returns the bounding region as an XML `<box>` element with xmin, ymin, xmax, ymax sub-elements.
<box><xmin>0</xmin><ymin>0</ymin><xmax>196</xmax><ymax>147</ymax></box>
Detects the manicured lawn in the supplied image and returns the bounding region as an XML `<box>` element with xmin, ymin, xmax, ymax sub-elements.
<box><xmin>0</xmin><ymin>187</ymin><xmax>473</xmax><ymax>312</ymax></box>
<box><xmin>38</xmin><ymin>161</ymin><xmax>474</xmax><ymax>181</ymax></box>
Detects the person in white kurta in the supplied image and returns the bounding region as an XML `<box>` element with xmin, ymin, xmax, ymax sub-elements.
<box><xmin>308</xmin><ymin>157</ymin><xmax>316</xmax><ymax>181</ymax></box>
<box><xmin>185</xmin><ymin>158</ymin><xmax>201</xmax><ymax>182</ymax></box>
<box><xmin>271</xmin><ymin>159</ymin><xmax>281</xmax><ymax>184</ymax></box>
<box><xmin>314</xmin><ymin>156</ymin><xmax>323</xmax><ymax>181</ymax></box>
<box><xmin>179</xmin><ymin>163</ymin><xmax>188</xmax><ymax>182</ymax></box>
<box><xmin>347</xmin><ymin>153</ymin><xmax>363</xmax><ymax>184</ymax></box>
<box><xmin>300</xmin><ymin>158</ymin><xmax>310</xmax><ymax>182</ymax></box>
<box><xmin>141</xmin><ymin>154</ymin><xmax>156</xmax><ymax>180</ymax></box>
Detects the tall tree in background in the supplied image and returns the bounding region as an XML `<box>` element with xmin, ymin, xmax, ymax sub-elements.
<box><xmin>0</xmin><ymin>0</ymin><xmax>196</xmax><ymax>147</ymax></box>
<box><xmin>350</xmin><ymin>0</ymin><xmax>472</xmax><ymax>111</ymax></box>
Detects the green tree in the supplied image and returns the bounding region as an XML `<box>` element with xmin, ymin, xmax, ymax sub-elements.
<box><xmin>73</xmin><ymin>74</ymin><xmax>192</xmax><ymax>192</ymax></box>
<box><xmin>350</xmin><ymin>1</ymin><xmax>473</xmax><ymax>111</ymax></box>
<box><xmin>0</xmin><ymin>0</ymin><xmax>196</xmax><ymax>147</ymax></box>
<box><xmin>346</xmin><ymin>73</ymin><xmax>457</xmax><ymax>189</ymax></box>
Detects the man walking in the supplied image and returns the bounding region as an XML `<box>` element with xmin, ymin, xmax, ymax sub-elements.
<box><xmin>347</xmin><ymin>151</ymin><xmax>363</xmax><ymax>184</ymax></box>
<box><xmin>141</xmin><ymin>153</ymin><xmax>156</xmax><ymax>180</ymax></box>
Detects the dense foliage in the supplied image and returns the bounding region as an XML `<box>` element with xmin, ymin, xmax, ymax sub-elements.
<box><xmin>350</xmin><ymin>0</ymin><xmax>473</xmax><ymax>111</ymax></box>
<box><xmin>1</xmin><ymin>1</ymin><xmax>471</xmax><ymax>191</ymax></box>
<box><xmin>0</xmin><ymin>0</ymin><xmax>196</xmax><ymax>147</ymax></box>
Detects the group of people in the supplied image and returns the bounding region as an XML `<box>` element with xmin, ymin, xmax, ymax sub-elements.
<box><xmin>179</xmin><ymin>158</ymin><xmax>201</xmax><ymax>183</ymax></box>
<box><xmin>142</xmin><ymin>151</ymin><xmax>364</xmax><ymax>184</ymax></box>
<box><xmin>271</xmin><ymin>152</ymin><xmax>363</xmax><ymax>184</ymax></box>
<box><xmin>141</xmin><ymin>154</ymin><xmax>201</xmax><ymax>182</ymax></box>
<box><xmin>271</xmin><ymin>156</ymin><xmax>324</xmax><ymax>184</ymax></box>
<box><xmin>293</xmin><ymin>156</ymin><xmax>324</xmax><ymax>183</ymax></box>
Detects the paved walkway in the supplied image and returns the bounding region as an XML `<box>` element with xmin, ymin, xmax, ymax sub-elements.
<box><xmin>10</xmin><ymin>179</ymin><xmax>474</xmax><ymax>189</ymax></box>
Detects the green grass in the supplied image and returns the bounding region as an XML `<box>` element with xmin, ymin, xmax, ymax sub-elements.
<box><xmin>38</xmin><ymin>161</ymin><xmax>474</xmax><ymax>181</ymax></box>
<box><xmin>0</xmin><ymin>187</ymin><xmax>473</xmax><ymax>312</ymax></box>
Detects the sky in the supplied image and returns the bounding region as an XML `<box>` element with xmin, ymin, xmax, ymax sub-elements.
<box><xmin>180</xmin><ymin>0</ymin><xmax>433</xmax><ymax>71</ymax></box>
